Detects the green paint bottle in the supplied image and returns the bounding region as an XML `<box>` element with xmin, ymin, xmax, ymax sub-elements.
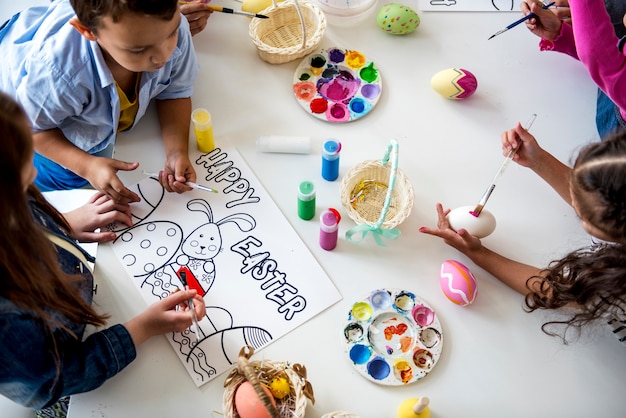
<box><xmin>297</xmin><ymin>181</ymin><xmax>316</xmax><ymax>220</ymax></box>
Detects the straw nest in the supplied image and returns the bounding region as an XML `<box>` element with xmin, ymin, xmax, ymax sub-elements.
<box><xmin>222</xmin><ymin>346</ymin><xmax>315</xmax><ymax>418</ymax></box>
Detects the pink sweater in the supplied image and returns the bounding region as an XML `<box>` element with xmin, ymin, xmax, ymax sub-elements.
<box><xmin>539</xmin><ymin>0</ymin><xmax>626</xmax><ymax>121</ymax></box>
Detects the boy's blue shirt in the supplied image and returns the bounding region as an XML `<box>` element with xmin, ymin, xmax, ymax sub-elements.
<box><xmin>0</xmin><ymin>0</ymin><xmax>199</xmax><ymax>185</ymax></box>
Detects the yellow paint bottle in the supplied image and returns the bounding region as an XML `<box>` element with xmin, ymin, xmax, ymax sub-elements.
<box><xmin>191</xmin><ymin>108</ymin><xmax>215</xmax><ymax>153</ymax></box>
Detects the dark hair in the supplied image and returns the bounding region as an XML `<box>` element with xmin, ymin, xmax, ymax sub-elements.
<box><xmin>525</xmin><ymin>130</ymin><xmax>626</xmax><ymax>343</ymax></box>
<box><xmin>0</xmin><ymin>90</ymin><xmax>108</xmax><ymax>353</ymax></box>
<box><xmin>70</xmin><ymin>0</ymin><xmax>179</xmax><ymax>32</ymax></box>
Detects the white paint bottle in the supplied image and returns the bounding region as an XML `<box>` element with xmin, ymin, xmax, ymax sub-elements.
<box><xmin>257</xmin><ymin>135</ymin><xmax>311</xmax><ymax>154</ymax></box>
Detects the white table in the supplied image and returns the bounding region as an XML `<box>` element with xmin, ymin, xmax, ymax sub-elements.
<box><xmin>2</xmin><ymin>2</ymin><xmax>624</xmax><ymax>418</ymax></box>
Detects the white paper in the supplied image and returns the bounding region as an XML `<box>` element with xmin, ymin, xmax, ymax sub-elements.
<box><xmin>105</xmin><ymin>141</ymin><xmax>342</xmax><ymax>386</ymax></box>
<box><xmin>419</xmin><ymin>0</ymin><xmax>524</xmax><ymax>11</ymax></box>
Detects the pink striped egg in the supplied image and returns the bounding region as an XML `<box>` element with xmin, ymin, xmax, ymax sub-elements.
<box><xmin>439</xmin><ymin>260</ymin><xmax>477</xmax><ymax>306</ymax></box>
<box><xmin>431</xmin><ymin>68</ymin><xmax>478</xmax><ymax>100</ymax></box>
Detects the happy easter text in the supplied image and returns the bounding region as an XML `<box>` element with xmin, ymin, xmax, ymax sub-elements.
<box><xmin>231</xmin><ymin>236</ymin><xmax>306</xmax><ymax>321</ymax></box>
<box><xmin>196</xmin><ymin>149</ymin><xmax>260</xmax><ymax>208</ymax></box>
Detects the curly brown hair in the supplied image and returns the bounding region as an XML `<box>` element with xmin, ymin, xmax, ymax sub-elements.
<box><xmin>70</xmin><ymin>0</ymin><xmax>179</xmax><ymax>32</ymax></box>
<box><xmin>525</xmin><ymin>131</ymin><xmax>626</xmax><ymax>343</ymax></box>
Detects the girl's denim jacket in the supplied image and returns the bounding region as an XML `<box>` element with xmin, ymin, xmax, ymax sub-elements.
<box><xmin>0</xmin><ymin>198</ymin><xmax>136</xmax><ymax>409</ymax></box>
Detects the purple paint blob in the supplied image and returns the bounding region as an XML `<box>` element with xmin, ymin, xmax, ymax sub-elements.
<box><xmin>318</xmin><ymin>71</ymin><xmax>360</xmax><ymax>102</ymax></box>
<box><xmin>370</xmin><ymin>290</ymin><xmax>392</xmax><ymax>310</ymax></box>
<box><xmin>361</xmin><ymin>83</ymin><xmax>381</xmax><ymax>99</ymax></box>
<box><xmin>328</xmin><ymin>48</ymin><xmax>345</xmax><ymax>63</ymax></box>
<box><xmin>350</xmin><ymin>344</ymin><xmax>371</xmax><ymax>364</ymax></box>
<box><xmin>367</xmin><ymin>358</ymin><xmax>391</xmax><ymax>380</ymax></box>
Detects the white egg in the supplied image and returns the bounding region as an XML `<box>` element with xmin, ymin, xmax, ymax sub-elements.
<box><xmin>447</xmin><ymin>205</ymin><xmax>496</xmax><ymax>238</ymax></box>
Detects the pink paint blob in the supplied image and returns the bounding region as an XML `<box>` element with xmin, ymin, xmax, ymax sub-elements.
<box><xmin>412</xmin><ymin>304</ymin><xmax>435</xmax><ymax>327</ymax></box>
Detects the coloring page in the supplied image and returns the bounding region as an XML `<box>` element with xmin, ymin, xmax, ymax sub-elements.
<box><xmin>418</xmin><ymin>0</ymin><xmax>524</xmax><ymax>11</ymax></box>
<box><xmin>105</xmin><ymin>142</ymin><xmax>342</xmax><ymax>387</ymax></box>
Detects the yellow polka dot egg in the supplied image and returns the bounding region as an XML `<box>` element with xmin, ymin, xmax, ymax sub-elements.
<box><xmin>376</xmin><ymin>3</ymin><xmax>420</xmax><ymax>35</ymax></box>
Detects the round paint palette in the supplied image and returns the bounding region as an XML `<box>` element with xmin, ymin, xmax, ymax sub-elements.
<box><xmin>292</xmin><ymin>47</ymin><xmax>382</xmax><ymax>123</ymax></box>
<box><xmin>342</xmin><ymin>288</ymin><xmax>443</xmax><ymax>385</ymax></box>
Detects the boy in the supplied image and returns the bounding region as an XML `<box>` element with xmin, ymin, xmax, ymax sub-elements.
<box><xmin>0</xmin><ymin>0</ymin><xmax>199</xmax><ymax>203</ymax></box>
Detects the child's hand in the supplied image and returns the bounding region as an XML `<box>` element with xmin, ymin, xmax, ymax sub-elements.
<box><xmin>180</xmin><ymin>0</ymin><xmax>213</xmax><ymax>36</ymax></box>
<box><xmin>87</xmin><ymin>157</ymin><xmax>141</xmax><ymax>204</ymax></box>
<box><xmin>522</xmin><ymin>0</ymin><xmax>563</xmax><ymax>41</ymax></box>
<box><xmin>160</xmin><ymin>152</ymin><xmax>197</xmax><ymax>193</ymax></box>
<box><xmin>64</xmin><ymin>192</ymin><xmax>133</xmax><ymax>243</ymax></box>
<box><xmin>501</xmin><ymin>122</ymin><xmax>544</xmax><ymax>169</ymax></box>
<box><xmin>548</xmin><ymin>0</ymin><xmax>571</xmax><ymax>25</ymax></box>
<box><xmin>124</xmin><ymin>289</ymin><xmax>207</xmax><ymax>347</ymax></box>
<box><xmin>419</xmin><ymin>203</ymin><xmax>483</xmax><ymax>256</ymax></box>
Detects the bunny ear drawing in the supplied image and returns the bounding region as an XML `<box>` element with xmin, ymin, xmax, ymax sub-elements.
<box><xmin>216</xmin><ymin>213</ymin><xmax>256</xmax><ymax>232</ymax></box>
<box><xmin>186</xmin><ymin>198</ymin><xmax>214</xmax><ymax>222</ymax></box>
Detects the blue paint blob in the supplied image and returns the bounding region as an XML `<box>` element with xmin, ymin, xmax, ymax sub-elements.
<box><xmin>349</xmin><ymin>344</ymin><xmax>371</xmax><ymax>364</ymax></box>
<box><xmin>350</xmin><ymin>98</ymin><xmax>365</xmax><ymax>114</ymax></box>
<box><xmin>367</xmin><ymin>357</ymin><xmax>391</xmax><ymax>380</ymax></box>
<box><xmin>370</xmin><ymin>290</ymin><xmax>392</xmax><ymax>310</ymax></box>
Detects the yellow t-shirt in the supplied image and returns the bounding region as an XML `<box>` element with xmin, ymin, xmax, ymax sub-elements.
<box><xmin>116</xmin><ymin>77</ymin><xmax>140</xmax><ymax>132</ymax></box>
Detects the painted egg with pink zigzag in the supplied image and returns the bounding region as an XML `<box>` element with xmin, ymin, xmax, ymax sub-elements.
<box><xmin>439</xmin><ymin>260</ymin><xmax>478</xmax><ymax>306</ymax></box>
<box><xmin>431</xmin><ymin>68</ymin><xmax>478</xmax><ymax>100</ymax></box>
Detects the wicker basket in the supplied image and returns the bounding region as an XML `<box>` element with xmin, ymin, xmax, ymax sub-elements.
<box><xmin>249</xmin><ymin>0</ymin><xmax>326</xmax><ymax>64</ymax></box>
<box><xmin>340</xmin><ymin>140</ymin><xmax>414</xmax><ymax>244</ymax></box>
<box><xmin>223</xmin><ymin>346</ymin><xmax>315</xmax><ymax>418</ymax></box>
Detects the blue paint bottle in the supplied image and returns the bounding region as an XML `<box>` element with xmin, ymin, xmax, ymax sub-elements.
<box><xmin>321</xmin><ymin>139</ymin><xmax>341</xmax><ymax>181</ymax></box>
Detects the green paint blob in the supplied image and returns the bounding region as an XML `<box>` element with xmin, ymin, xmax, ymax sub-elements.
<box><xmin>360</xmin><ymin>63</ymin><xmax>378</xmax><ymax>83</ymax></box>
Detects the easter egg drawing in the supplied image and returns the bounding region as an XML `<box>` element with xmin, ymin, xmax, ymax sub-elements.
<box><xmin>447</xmin><ymin>205</ymin><xmax>496</xmax><ymax>238</ymax></box>
<box><xmin>376</xmin><ymin>3</ymin><xmax>420</xmax><ymax>35</ymax></box>
<box><xmin>440</xmin><ymin>260</ymin><xmax>478</xmax><ymax>306</ymax></box>
<box><xmin>430</xmin><ymin>68</ymin><xmax>478</xmax><ymax>100</ymax></box>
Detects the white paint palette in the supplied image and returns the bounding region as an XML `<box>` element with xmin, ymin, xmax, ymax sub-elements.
<box><xmin>342</xmin><ymin>288</ymin><xmax>444</xmax><ymax>385</ymax></box>
<box><xmin>292</xmin><ymin>47</ymin><xmax>382</xmax><ymax>123</ymax></box>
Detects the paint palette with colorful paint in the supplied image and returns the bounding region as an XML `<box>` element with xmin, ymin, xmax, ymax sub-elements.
<box><xmin>292</xmin><ymin>47</ymin><xmax>382</xmax><ymax>123</ymax></box>
<box><xmin>342</xmin><ymin>288</ymin><xmax>443</xmax><ymax>386</ymax></box>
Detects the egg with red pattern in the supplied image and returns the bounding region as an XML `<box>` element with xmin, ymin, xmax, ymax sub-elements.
<box><xmin>431</xmin><ymin>68</ymin><xmax>478</xmax><ymax>100</ymax></box>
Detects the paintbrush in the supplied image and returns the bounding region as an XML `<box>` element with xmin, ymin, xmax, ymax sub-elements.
<box><xmin>178</xmin><ymin>271</ymin><xmax>201</xmax><ymax>344</ymax></box>
<box><xmin>179</xmin><ymin>1</ymin><xmax>269</xmax><ymax>19</ymax></box>
<box><xmin>470</xmin><ymin>113</ymin><xmax>537</xmax><ymax>217</ymax></box>
<box><xmin>143</xmin><ymin>171</ymin><xmax>218</xmax><ymax>193</ymax></box>
<box><xmin>488</xmin><ymin>2</ymin><xmax>555</xmax><ymax>40</ymax></box>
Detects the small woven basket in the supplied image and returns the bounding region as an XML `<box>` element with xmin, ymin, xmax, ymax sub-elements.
<box><xmin>249</xmin><ymin>0</ymin><xmax>326</xmax><ymax>64</ymax></box>
<box><xmin>223</xmin><ymin>346</ymin><xmax>315</xmax><ymax>418</ymax></box>
<box><xmin>340</xmin><ymin>140</ymin><xmax>414</xmax><ymax>230</ymax></box>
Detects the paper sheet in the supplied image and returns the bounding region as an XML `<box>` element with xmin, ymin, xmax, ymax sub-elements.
<box><xmin>105</xmin><ymin>141</ymin><xmax>342</xmax><ymax>386</ymax></box>
<box><xmin>419</xmin><ymin>0</ymin><xmax>524</xmax><ymax>11</ymax></box>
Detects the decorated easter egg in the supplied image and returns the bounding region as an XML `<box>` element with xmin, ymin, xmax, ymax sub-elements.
<box><xmin>376</xmin><ymin>3</ymin><xmax>420</xmax><ymax>35</ymax></box>
<box><xmin>440</xmin><ymin>260</ymin><xmax>477</xmax><ymax>306</ymax></box>
<box><xmin>447</xmin><ymin>205</ymin><xmax>496</xmax><ymax>238</ymax></box>
<box><xmin>234</xmin><ymin>381</ymin><xmax>277</xmax><ymax>418</ymax></box>
<box><xmin>430</xmin><ymin>68</ymin><xmax>478</xmax><ymax>100</ymax></box>
<box><xmin>268</xmin><ymin>376</ymin><xmax>290</xmax><ymax>399</ymax></box>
